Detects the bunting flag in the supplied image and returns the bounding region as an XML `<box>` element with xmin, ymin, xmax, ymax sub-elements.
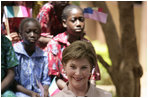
<box><xmin>84</xmin><ymin>7</ymin><xmax>108</xmax><ymax>24</ymax></box>
<box><xmin>3</xmin><ymin>6</ymin><xmax>32</xmax><ymax>35</ymax></box>
<box><xmin>48</xmin><ymin>76</ymin><xmax>60</xmax><ymax>96</ymax></box>
<box><xmin>84</xmin><ymin>7</ymin><xmax>93</xmax><ymax>14</ymax></box>
<box><xmin>98</xmin><ymin>8</ymin><xmax>103</xmax><ymax>12</ymax></box>
<box><xmin>4</xmin><ymin>6</ymin><xmax>32</xmax><ymax>18</ymax></box>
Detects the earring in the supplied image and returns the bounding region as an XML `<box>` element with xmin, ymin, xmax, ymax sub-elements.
<box><xmin>91</xmin><ymin>68</ymin><xmax>95</xmax><ymax>75</ymax></box>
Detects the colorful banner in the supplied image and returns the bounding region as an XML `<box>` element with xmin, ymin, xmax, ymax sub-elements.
<box><xmin>84</xmin><ymin>7</ymin><xmax>108</xmax><ymax>24</ymax></box>
<box><xmin>3</xmin><ymin>6</ymin><xmax>32</xmax><ymax>34</ymax></box>
<box><xmin>4</xmin><ymin>6</ymin><xmax>32</xmax><ymax>18</ymax></box>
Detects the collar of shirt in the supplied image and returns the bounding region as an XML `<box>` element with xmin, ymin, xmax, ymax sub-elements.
<box><xmin>13</xmin><ymin>42</ymin><xmax>47</xmax><ymax>57</ymax></box>
<box><xmin>53</xmin><ymin>32</ymin><xmax>86</xmax><ymax>46</ymax></box>
<box><xmin>61</xmin><ymin>82</ymin><xmax>95</xmax><ymax>97</ymax></box>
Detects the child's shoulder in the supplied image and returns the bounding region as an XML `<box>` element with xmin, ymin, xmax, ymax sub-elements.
<box><xmin>13</xmin><ymin>42</ymin><xmax>23</xmax><ymax>51</ymax></box>
<box><xmin>36</xmin><ymin>46</ymin><xmax>48</xmax><ymax>57</ymax></box>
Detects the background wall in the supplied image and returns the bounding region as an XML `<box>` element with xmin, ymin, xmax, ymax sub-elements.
<box><xmin>79</xmin><ymin>1</ymin><xmax>147</xmax><ymax>97</ymax></box>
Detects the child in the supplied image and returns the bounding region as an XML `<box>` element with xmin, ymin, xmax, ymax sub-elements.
<box><xmin>1</xmin><ymin>34</ymin><xmax>18</xmax><ymax>97</ymax></box>
<box><xmin>1</xmin><ymin>1</ymin><xmax>34</xmax><ymax>44</ymax></box>
<box><xmin>45</xmin><ymin>5</ymin><xmax>100</xmax><ymax>93</ymax></box>
<box><xmin>13</xmin><ymin>18</ymin><xmax>50</xmax><ymax>97</ymax></box>
<box><xmin>37</xmin><ymin>1</ymin><xmax>69</xmax><ymax>49</ymax></box>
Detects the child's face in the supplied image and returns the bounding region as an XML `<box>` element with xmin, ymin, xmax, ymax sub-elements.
<box><xmin>21</xmin><ymin>21</ymin><xmax>41</xmax><ymax>45</ymax></box>
<box><xmin>63</xmin><ymin>8</ymin><xmax>85</xmax><ymax>37</ymax></box>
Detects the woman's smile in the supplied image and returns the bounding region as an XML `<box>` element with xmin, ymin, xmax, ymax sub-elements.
<box><xmin>64</xmin><ymin>58</ymin><xmax>91</xmax><ymax>89</ymax></box>
<box><xmin>73</xmin><ymin>76</ymin><xmax>83</xmax><ymax>81</ymax></box>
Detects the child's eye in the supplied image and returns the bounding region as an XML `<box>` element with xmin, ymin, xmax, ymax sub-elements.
<box><xmin>71</xmin><ymin>20</ymin><xmax>75</xmax><ymax>23</ymax></box>
<box><xmin>34</xmin><ymin>30</ymin><xmax>40</xmax><ymax>34</ymax></box>
<box><xmin>79</xmin><ymin>17</ymin><xmax>84</xmax><ymax>22</ymax></box>
<box><xmin>71</xmin><ymin>18</ymin><xmax>76</xmax><ymax>22</ymax></box>
<box><xmin>25</xmin><ymin>31</ymin><xmax>30</xmax><ymax>34</ymax></box>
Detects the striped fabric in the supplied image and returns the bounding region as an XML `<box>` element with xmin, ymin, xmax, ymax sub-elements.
<box><xmin>4</xmin><ymin>6</ymin><xmax>32</xmax><ymax>18</ymax></box>
<box><xmin>2</xmin><ymin>6</ymin><xmax>32</xmax><ymax>35</ymax></box>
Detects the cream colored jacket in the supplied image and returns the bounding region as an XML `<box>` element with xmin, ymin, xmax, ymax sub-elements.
<box><xmin>53</xmin><ymin>82</ymin><xmax>112</xmax><ymax>97</ymax></box>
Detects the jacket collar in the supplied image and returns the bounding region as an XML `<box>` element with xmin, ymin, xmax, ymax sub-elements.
<box><xmin>53</xmin><ymin>32</ymin><xmax>86</xmax><ymax>46</ymax></box>
<box><xmin>13</xmin><ymin>42</ymin><xmax>47</xmax><ymax>57</ymax></box>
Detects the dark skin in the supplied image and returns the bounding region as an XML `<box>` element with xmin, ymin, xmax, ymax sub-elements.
<box><xmin>1</xmin><ymin>1</ymin><xmax>33</xmax><ymax>43</ymax></box>
<box><xmin>38</xmin><ymin>1</ymin><xmax>69</xmax><ymax>49</ymax></box>
<box><xmin>52</xmin><ymin>1</ymin><xmax>69</xmax><ymax>20</ymax></box>
<box><xmin>56</xmin><ymin>8</ymin><xmax>87</xmax><ymax>90</ymax></box>
<box><xmin>16</xmin><ymin>21</ymin><xmax>49</xmax><ymax>97</ymax></box>
<box><xmin>63</xmin><ymin>8</ymin><xmax>85</xmax><ymax>43</ymax></box>
<box><xmin>21</xmin><ymin>21</ymin><xmax>40</xmax><ymax>56</ymax></box>
<box><xmin>1</xmin><ymin>68</ymin><xmax>15</xmax><ymax>93</ymax></box>
<box><xmin>56</xmin><ymin>8</ymin><xmax>96</xmax><ymax>89</ymax></box>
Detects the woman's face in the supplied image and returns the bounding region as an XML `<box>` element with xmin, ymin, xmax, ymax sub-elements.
<box><xmin>64</xmin><ymin>58</ymin><xmax>91</xmax><ymax>89</ymax></box>
<box><xmin>64</xmin><ymin>8</ymin><xmax>85</xmax><ymax>37</ymax></box>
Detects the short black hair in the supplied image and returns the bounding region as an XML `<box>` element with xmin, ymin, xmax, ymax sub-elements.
<box><xmin>19</xmin><ymin>18</ymin><xmax>41</xmax><ymax>34</ymax></box>
<box><xmin>62</xmin><ymin>4</ymin><xmax>83</xmax><ymax>20</ymax></box>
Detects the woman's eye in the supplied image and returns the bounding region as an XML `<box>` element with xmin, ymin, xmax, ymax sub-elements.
<box><xmin>82</xmin><ymin>66</ymin><xmax>87</xmax><ymax>69</ymax></box>
<box><xmin>70</xmin><ymin>65</ymin><xmax>76</xmax><ymax>69</ymax></box>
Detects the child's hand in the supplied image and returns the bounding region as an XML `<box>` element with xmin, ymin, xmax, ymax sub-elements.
<box><xmin>44</xmin><ymin>89</ymin><xmax>49</xmax><ymax>97</ymax></box>
<box><xmin>31</xmin><ymin>91</ymin><xmax>40</xmax><ymax>97</ymax></box>
<box><xmin>6</xmin><ymin>32</ymin><xmax>20</xmax><ymax>42</ymax></box>
<box><xmin>43</xmin><ymin>85</ymin><xmax>49</xmax><ymax>97</ymax></box>
<box><xmin>10</xmin><ymin>32</ymin><xmax>20</xmax><ymax>41</ymax></box>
